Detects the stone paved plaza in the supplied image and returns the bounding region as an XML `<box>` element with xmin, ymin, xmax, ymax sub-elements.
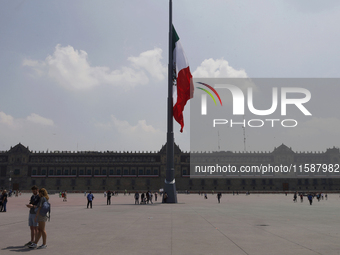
<box><xmin>1</xmin><ymin>192</ymin><xmax>340</xmax><ymax>255</ymax></box>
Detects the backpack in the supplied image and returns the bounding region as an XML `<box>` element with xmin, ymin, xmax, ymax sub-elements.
<box><xmin>40</xmin><ymin>199</ymin><xmax>51</xmax><ymax>221</ymax></box>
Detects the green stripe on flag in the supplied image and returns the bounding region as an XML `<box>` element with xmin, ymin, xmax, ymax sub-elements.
<box><xmin>172</xmin><ymin>25</ymin><xmax>179</xmax><ymax>51</ymax></box>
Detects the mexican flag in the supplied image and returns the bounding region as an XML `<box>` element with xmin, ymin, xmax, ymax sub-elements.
<box><xmin>172</xmin><ymin>26</ymin><xmax>194</xmax><ymax>133</ymax></box>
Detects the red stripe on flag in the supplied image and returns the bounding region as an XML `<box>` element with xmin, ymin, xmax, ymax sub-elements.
<box><xmin>173</xmin><ymin>66</ymin><xmax>194</xmax><ymax>132</ymax></box>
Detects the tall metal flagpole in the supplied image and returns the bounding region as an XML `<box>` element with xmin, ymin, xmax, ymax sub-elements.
<box><xmin>164</xmin><ymin>0</ymin><xmax>177</xmax><ymax>203</ymax></box>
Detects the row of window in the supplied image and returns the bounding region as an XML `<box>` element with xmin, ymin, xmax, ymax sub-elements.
<box><xmin>186</xmin><ymin>179</ymin><xmax>275</xmax><ymax>186</ymax></box>
<box><xmin>190</xmin><ymin>156</ymin><xmax>273</xmax><ymax>163</ymax></box>
<box><xmin>185</xmin><ymin>179</ymin><xmax>331</xmax><ymax>186</ymax></box>
<box><xmin>31</xmin><ymin>168</ymin><xmax>159</xmax><ymax>176</ymax></box>
<box><xmin>31</xmin><ymin>178</ymin><xmax>152</xmax><ymax>188</ymax></box>
<box><xmin>29</xmin><ymin>156</ymin><xmax>159</xmax><ymax>163</ymax></box>
<box><xmin>188</xmin><ymin>156</ymin><xmax>336</xmax><ymax>164</ymax></box>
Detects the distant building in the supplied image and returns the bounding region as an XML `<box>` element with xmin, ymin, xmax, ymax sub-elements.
<box><xmin>0</xmin><ymin>143</ymin><xmax>339</xmax><ymax>192</ymax></box>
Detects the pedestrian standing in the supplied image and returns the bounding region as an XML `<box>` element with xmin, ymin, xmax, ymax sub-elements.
<box><xmin>107</xmin><ymin>190</ymin><xmax>111</xmax><ymax>205</ymax></box>
<box><xmin>155</xmin><ymin>193</ymin><xmax>157</xmax><ymax>202</ymax></box>
<box><xmin>134</xmin><ymin>191</ymin><xmax>139</xmax><ymax>204</ymax></box>
<box><xmin>149</xmin><ymin>191</ymin><xmax>153</xmax><ymax>204</ymax></box>
<box><xmin>63</xmin><ymin>191</ymin><xmax>67</xmax><ymax>202</ymax></box>
<box><xmin>163</xmin><ymin>192</ymin><xmax>168</xmax><ymax>203</ymax></box>
<box><xmin>87</xmin><ymin>191</ymin><xmax>94</xmax><ymax>208</ymax></box>
<box><xmin>308</xmin><ymin>194</ymin><xmax>313</xmax><ymax>205</ymax></box>
<box><xmin>1</xmin><ymin>190</ymin><xmax>8</xmax><ymax>212</ymax></box>
<box><xmin>317</xmin><ymin>193</ymin><xmax>321</xmax><ymax>201</ymax></box>
<box><xmin>146</xmin><ymin>192</ymin><xmax>150</xmax><ymax>204</ymax></box>
<box><xmin>25</xmin><ymin>186</ymin><xmax>40</xmax><ymax>247</ymax></box>
<box><xmin>0</xmin><ymin>190</ymin><xmax>2</xmax><ymax>211</ymax></box>
<box><xmin>28</xmin><ymin>188</ymin><xmax>49</xmax><ymax>249</ymax></box>
<box><xmin>217</xmin><ymin>192</ymin><xmax>222</xmax><ymax>203</ymax></box>
<box><xmin>141</xmin><ymin>193</ymin><xmax>145</xmax><ymax>204</ymax></box>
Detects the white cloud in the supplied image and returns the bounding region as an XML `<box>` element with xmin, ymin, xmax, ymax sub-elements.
<box><xmin>0</xmin><ymin>111</ymin><xmax>14</xmax><ymax>126</ymax></box>
<box><xmin>193</xmin><ymin>58</ymin><xmax>248</xmax><ymax>78</ymax></box>
<box><xmin>22</xmin><ymin>59</ymin><xmax>43</xmax><ymax>67</ymax></box>
<box><xmin>0</xmin><ymin>111</ymin><xmax>57</xmax><ymax>151</ymax></box>
<box><xmin>27</xmin><ymin>113</ymin><xmax>54</xmax><ymax>126</ymax></box>
<box><xmin>128</xmin><ymin>48</ymin><xmax>167</xmax><ymax>81</ymax></box>
<box><xmin>22</xmin><ymin>59</ymin><xmax>46</xmax><ymax>77</ymax></box>
<box><xmin>23</xmin><ymin>45</ymin><xmax>166</xmax><ymax>90</ymax></box>
<box><xmin>0</xmin><ymin>112</ymin><xmax>54</xmax><ymax>127</ymax></box>
<box><xmin>111</xmin><ymin>116</ymin><xmax>159</xmax><ymax>134</ymax></box>
<box><xmin>46</xmin><ymin>45</ymin><xmax>99</xmax><ymax>89</ymax></box>
<box><xmin>95</xmin><ymin>115</ymin><xmax>164</xmax><ymax>151</ymax></box>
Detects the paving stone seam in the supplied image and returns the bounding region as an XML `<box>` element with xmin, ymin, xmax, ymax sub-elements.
<box><xmin>197</xmin><ymin>213</ymin><xmax>249</xmax><ymax>255</ymax></box>
<box><xmin>212</xmin><ymin>206</ymin><xmax>324</xmax><ymax>255</ymax></box>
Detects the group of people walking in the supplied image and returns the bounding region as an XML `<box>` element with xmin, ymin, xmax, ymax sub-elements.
<box><xmin>134</xmin><ymin>191</ymin><xmax>157</xmax><ymax>204</ymax></box>
<box><xmin>59</xmin><ymin>191</ymin><xmax>67</xmax><ymax>202</ymax></box>
<box><xmin>85</xmin><ymin>190</ymin><xmax>160</xmax><ymax>207</ymax></box>
<box><xmin>293</xmin><ymin>192</ymin><xmax>328</xmax><ymax>205</ymax></box>
<box><xmin>198</xmin><ymin>191</ymin><xmax>223</xmax><ymax>203</ymax></box>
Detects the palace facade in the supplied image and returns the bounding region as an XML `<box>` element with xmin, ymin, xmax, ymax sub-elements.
<box><xmin>0</xmin><ymin>143</ymin><xmax>339</xmax><ymax>192</ymax></box>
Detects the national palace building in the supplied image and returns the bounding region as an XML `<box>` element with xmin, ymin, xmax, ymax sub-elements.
<box><xmin>0</xmin><ymin>143</ymin><xmax>340</xmax><ymax>192</ymax></box>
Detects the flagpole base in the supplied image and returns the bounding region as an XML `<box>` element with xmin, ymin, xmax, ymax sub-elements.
<box><xmin>163</xmin><ymin>181</ymin><xmax>178</xmax><ymax>203</ymax></box>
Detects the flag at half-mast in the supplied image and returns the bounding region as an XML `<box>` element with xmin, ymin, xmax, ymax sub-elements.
<box><xmin>172</xmin><ymin>25</ymin><xmax>194</xmax><ymax>133</ymax></box>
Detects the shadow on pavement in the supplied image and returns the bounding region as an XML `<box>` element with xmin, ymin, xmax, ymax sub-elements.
<box><xmin>2</xmin><ymin>246</ymin><xmax>31</xmax><ymax>253</ymax></box>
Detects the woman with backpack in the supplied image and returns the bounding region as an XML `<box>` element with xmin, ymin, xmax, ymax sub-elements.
<box><xmin>28</xmin><ymin>188</ymin><xmax>49</xmax><ymax>249</ymax></box>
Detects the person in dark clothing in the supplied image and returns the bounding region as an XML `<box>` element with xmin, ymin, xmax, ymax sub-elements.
<box><xmin>0</xmin><ymin>191</ymin><xmax>3</xmax><ymax>211</ymax></box>
<box><xmin>146</xmin><ymin>191</ymin><xmax>150</xmax><ymax>204</ymax></box>
<box><xmin>1</xmin><ymin>190</ymin><xmax>8</xmax><ymax>212</ymax></box>
<box><xmin>25</xmin><ymin>185</ymin><xmax>40</xmax><ymax>247</ymax></box>
<box><xmin>163</xmin><ymin>192</ymin><xmax>168</xmax><ymax>203</ymax></box>
<box><xmin>134</xmin><ymin>192</ymin><xmax>139</xmax><ymax>204</ymax></box>
<box><xmin>217</xmin><ymin>192</ymin><xmax>222</xmax><ymax>203</ymax></box>
<box><xmin>141</xmin><ymin>193</ymin><xmax>145</xmax><ymax>204</ymax></box>
<box><xmin>107</xmin><ymin>190</ymin><xmax>112</xmax><ymax>205</ymax></box>
<box><xmin>308</xmin><ymin>194</ymin><xmax>313</xmax><ymax>205</ymax></box>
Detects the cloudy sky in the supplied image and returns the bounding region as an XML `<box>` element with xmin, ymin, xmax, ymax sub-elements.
<box><xmin>1</xmin><ymin>0</ymin><xmax>340</xmax><ymax>153</ymax></box>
